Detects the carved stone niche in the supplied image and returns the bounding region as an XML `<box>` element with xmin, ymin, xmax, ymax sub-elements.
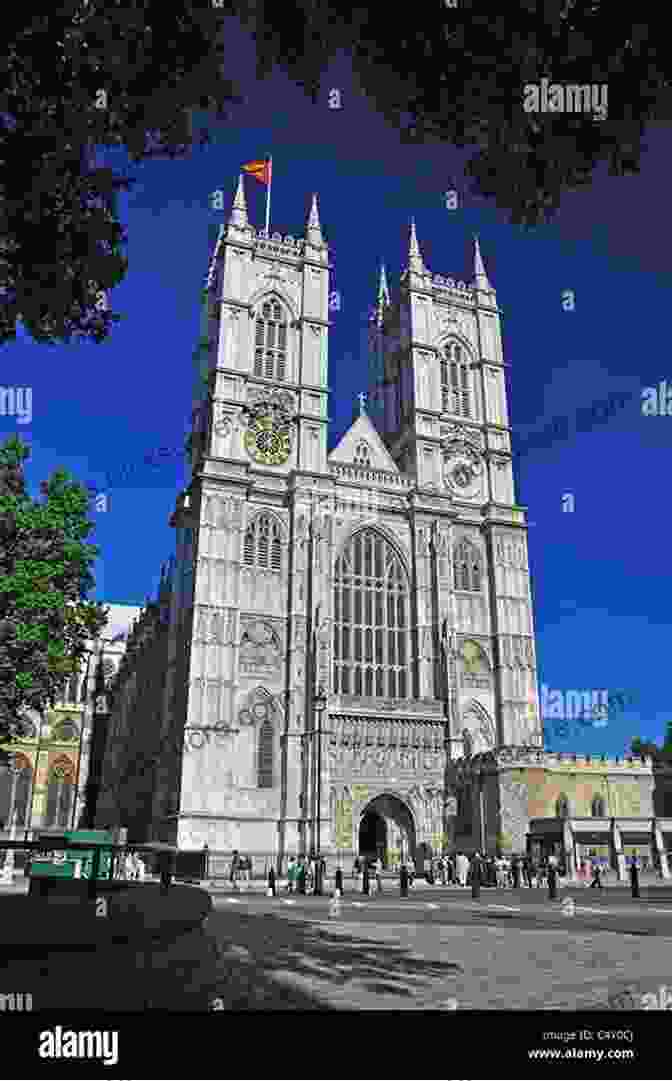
<box><xmin>239</xmin><ymin>619</ymin><xmax>282</xmax><ymax>674</ymax></box>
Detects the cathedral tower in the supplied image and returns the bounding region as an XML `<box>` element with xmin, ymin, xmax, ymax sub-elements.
<box><xmin>367</xmin><ymin>224</ymin><xmax>543</xmax><ymax>758</ymax></box>
<box><xmin>171</xmin><ymin>177</ymin><xmax>333</xmax><ymax>856</ymax></box>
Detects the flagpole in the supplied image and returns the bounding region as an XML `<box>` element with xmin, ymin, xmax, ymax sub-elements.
<box><xmin>265</xmin><ymin>156</ymin><xmax>272</xmax><ymax>236</ymax></box>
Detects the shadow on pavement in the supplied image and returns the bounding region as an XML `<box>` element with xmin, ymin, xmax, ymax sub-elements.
<box><xmin>203</xmin><ymin>908</ymin><xmax>464</xmax><ymax>1009</ymax></box>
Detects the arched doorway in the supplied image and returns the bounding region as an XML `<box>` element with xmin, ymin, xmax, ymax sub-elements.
<box><xmin>358</xmin><ymin>793</ymin><xmax>416</xmax><ymax>869</ymax></box>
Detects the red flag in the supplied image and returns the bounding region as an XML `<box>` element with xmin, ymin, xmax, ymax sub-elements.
<box><xmin>242</xmin><ymin>158</ymin><xmax>272</xmax><ymax>185</ymax></box>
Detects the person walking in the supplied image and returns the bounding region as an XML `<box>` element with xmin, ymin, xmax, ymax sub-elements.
<box><xmin>286</xmin><ymin>856</ymin><xmax>296</xmax><ymax>893</ymax></box>
<box><xmin>374</xmin><ymin>856</ymin><xmax>383</xmax><ymax>893</ymax></box>
<box><xmin>297</xmin><ymin>856</ymin><xmax>307</xmax><ymax>895</ymax></box>
<box><xmin>511</xmin><ymin>854</ymin><xmax>521</xmax><ymax>889</ymax></box>
<box><xmin>589</xmin><ymin>860</ymin><xmax>603</xmax><ymax>888</ymax></box>
<box><xmin>522</xmin><ymin>855</ymin><xmax>533</xmax><ymax>888</ymax></box>
<box><xmin>400</xmin><ymin>860</ymin><xmax>409</xmax><ymax>898</ymax></box>
<box><xmin>230</xmin><ymin>850</ymin><xmax>241</xmax><ymax>891</ymax></box>
<box><xmin>408</xmin><ymin>856</ymin><xmax>416</xmax><ymax>889</ymax></box>
<box><xmin>456</xmin><ymin>851</ymin><xmax>467</xmax><ymax>888</ymax></box>
<box><xmin>537</xmin><ymin>860</ymin><xmax>547</xmax><ymax>889</ymax></box>
<box><xmin>353</xmin><ymin>856</ymin><xmax>362</xmax><ymax>891</ymax></box>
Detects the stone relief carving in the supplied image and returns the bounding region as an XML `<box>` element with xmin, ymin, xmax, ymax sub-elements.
<box><xmin>239</xmin><ymin>621</ymin><xmax>282</xmax><ymax>672</ymax></box>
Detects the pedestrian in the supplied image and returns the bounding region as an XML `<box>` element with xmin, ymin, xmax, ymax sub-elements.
<box><xmin>439</xmin><ymin>855</ymin><xmax>447</xmax><ymax>886</ymax></box>
<box><xmin>495</xmin><ymin>856</ymin><xmax>506</xmax><ymax>889</ymax></box>
<box><xmin>297</xmin><ymin>856</ymin><xmax>307</xmax><ymax>895</ymax></box>
<box><xmin>537</xmin><ymin>860</ymin><xmax>547</xmax><ymax>888</ymax></box>
<box><xmin>353</xmin><ymin>856</ymin><xmax>361</xmax><ymax>890</ymax></box>
<box><xmin>629</xmin><ymin>855</ymin><xmax>640</xmax><ymax>898</ymax></box>
<box><xmin>400</xmin><ymin>861</ymin><xmax>408</xmax><ymax>897</ymax></box>
<box><xmin>374</xmin><ymin>856</ymin><xmax>383</xmax><ymax>893</ymax></box>
<box><xmin>456</xmin><ymin>851</ymin><xmax>467</xmax><ymax>887</ymax></box>
<box><xmin>286</xmin><ymin>856</ymin><xmax>296</xmax><ymax>893</ymax></box>
<box><xmin>590</xmin><ymin>860</ymin><xmax>603</xmax><ymax>889</ymax></box>
<box><xmin>511</xmin><ymin>854</ymin><xmax>521</xmax><ymax>889</ymax></box>
<box><xmin>308</xmin><ymin>853</ymin><xmax>317</xmax><ymax>894</ymax></box>
<box><xmin>334</xmin><ymin>865</ymin><xmax>344</xmax><ymax>897</ymax></box>
<box><xmin>408</xmin><ymin>857</ymin><xmax>416</xmax><ymax>888</ymax></box>
<box><xmin>522</xmin><ymin>855</ymin><xmax>533</xmax><ymax>888</ymax></box>
<box><xmin>230</xmin><ymin>849</ymin><xmax>240</xmax><ymax>891</ymax></box>
<box><xmin>124</xmin><ymin>851</ymin><xmax>136</xmax><ymax>881</ymax></box>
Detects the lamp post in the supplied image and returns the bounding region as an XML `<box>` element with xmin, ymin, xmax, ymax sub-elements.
<box><xmin>313</xmin><ymin>684</ymin><xmax>328</xmax><ymax>895</ymax></box>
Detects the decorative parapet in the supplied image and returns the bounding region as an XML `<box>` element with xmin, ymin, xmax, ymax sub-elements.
<box><xmin>461</xmin><ymin>747</ymin><xmax>653</xmax><ymax>772</ymax></box>
<box><xmin>329</xmin><ymin>462</ymin><xmax>413</xmax><ymax>488</ymax></box>
<box><xmin>431</xmin><ymin>274</ymin><xmax>474</xmax><ymax>301</ymax></box>
<box><xmin>254</xmin><ymin>231</ymin><xmax>307</xmax><ymax>258</ymax></box>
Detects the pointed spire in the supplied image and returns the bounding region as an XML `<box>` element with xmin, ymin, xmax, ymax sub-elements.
<box><xmin>229</xmin><ymin>174</ymin><xmax>248</xmax><ymax>228</ymax></box>
<box><xmin>305</xmin><ymin>192</ymin><xmax>323</xmax><ymax>246</ymax></box>
<box><xmin>408</xmin><ymin>218</ymin><xmax>424</xmax><ymax>273</ymax></box>
<box><xmin>473</xmin><ymin>234</ymin><xmax>491</xmax><ymax>291</ymax></box>
<box><xmin>376</xmin><ymin>262</ymin><xmax>390</xmax><ymax>325</ymax></box>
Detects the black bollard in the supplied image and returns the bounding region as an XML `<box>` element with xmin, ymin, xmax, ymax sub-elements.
<box><xmin>630</xmin><ymin>862</ymin><xmax>640</xmax><ymax>899</ymax></box>
<box><xmin>335</xmin><ymin>867</ymin><xmax>344</xmax><ymax>896</ymax></box>
<box><xmin>400</xmin><ymin>864</ymin><xmax>409</xmax><ymax>898</ymax></box>
<box><xmin>362</xmin><ymin>865</ymin><xmax>370</xmax><ymax>895</ymax></box>
<box><xmin>547</xmin><ymin>865</ymin><xmax>558</xmax><ymax>901</ymax></box>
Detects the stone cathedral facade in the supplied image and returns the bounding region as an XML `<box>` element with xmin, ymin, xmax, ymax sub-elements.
<box><xmin>137</xmin><ymin>173</ymin><xmax>549</xmax><ymax>868</ymax></box>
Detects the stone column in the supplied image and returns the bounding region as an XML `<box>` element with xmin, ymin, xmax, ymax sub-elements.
<box><xmin>610</xmin><ymin>819</ymin><xmax>626</xmax><ymax>882</ymax></box>
<box><xmin>562</xmin><ymin>818</ymin><xmax>576</xmax><ymax>880</ymax></box>
<box><xmin>652</xmin><ymin>819</ymin><xmax>670</xmax><ymax>879</ymax></box>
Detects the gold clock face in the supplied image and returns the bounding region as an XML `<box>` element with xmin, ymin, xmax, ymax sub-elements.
<box><xmin>245</xmin><ymin>415</ymin><xmax>291</xmax><ymax>465</ymax></box>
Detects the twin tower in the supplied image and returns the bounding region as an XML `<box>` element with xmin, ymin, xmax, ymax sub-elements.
<box><xmin>159</xmin><ymin>176</ymin><xmax>542</xmax><ymax>864</ymax></box>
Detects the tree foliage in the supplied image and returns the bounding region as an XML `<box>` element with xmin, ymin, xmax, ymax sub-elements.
<box><xmin>0</xmin><ymin>436</ymin><xmax>108</xmax><ymax>763</ymax></box>
<box><xmin>1</xmin><ymin>0</ymin><xmax>670</xmax><ymax>346</ymax></box>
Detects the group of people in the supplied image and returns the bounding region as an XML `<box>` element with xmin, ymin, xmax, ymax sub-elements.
<box><xmin>117</xmin><ymin>851</ymin><xmax>146</xmax><ymax>881</ymax></box>
<box><xmin>286</xmin><ymin>854</ymin><xmax>327</xmax><ymax>894</ymax></box>
<box><xmin>228</xmin><ymin>850</ymin><xmax>253</xmax><ymax>889</ymax></box>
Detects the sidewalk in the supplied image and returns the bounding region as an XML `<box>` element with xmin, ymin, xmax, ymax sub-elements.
<box><xmin>0</xmin><ymin>881</ymin><xmax>217</xmax><ymax>1010</ymax></box>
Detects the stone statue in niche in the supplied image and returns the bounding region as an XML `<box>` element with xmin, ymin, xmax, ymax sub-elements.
<box><xmin>240</xmin><ymin>621</ymin><xmax>281</xmax><ymax>671</ymax></box>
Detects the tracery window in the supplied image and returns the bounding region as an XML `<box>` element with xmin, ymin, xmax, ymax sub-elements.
<box><xmin>253</xmin><ymin>298</ymin><xmax>287</xmax><ymax>381</ymax></box>
<box><xmin>243</xmin><ymin>513</ymin><xmax>282</xmax><ymax>571</ymax></box>
<box><xmin>453</xmin><ymin>538</ymin><xmax>482</xmax><ymax>591</ymax></box>
<box><xmin>440</xmin><ymin>340</ymin><xmax>471</xmax><ymax>418</ymax></box>
<box><xmin>257</xmin><ymin>712</ymin><xmax>274</xmax><ymax>788</ymax></box>
<box><xmin>45</xmin><ymin>760</ymin><xmax>75</xmax><ymax>828</ymax></box>
<box><xmin>333</xmin><ymin>529</ymin><xmax>411</xmax><ymax>699</ymax></box>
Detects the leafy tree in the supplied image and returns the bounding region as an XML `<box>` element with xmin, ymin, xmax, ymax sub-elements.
<box><xmin>631</xmin><ymin>734</ymin><xmax>672</xmax><ymax>764</ymax></box>
<box><xmin>0</xmin><ymin>435</ymin><xmax>108</xmax><ymax>765</ymax></box>
<box><xmin>2</xmin><ymin>1</ymin><xmax>670</xmax><ymax>345</ymax></box>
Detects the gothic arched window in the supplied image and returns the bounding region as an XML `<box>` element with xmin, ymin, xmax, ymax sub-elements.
<box><xmin>440</xmin><ymin>340</ymin><xmax>472</xmax><ymax>418</ymax></box>
<box><xmin>354</xmin><ymin>441</ymin><xmax>371</xmax><ymax>467</ymax></box>
<box><xmin>243</xmin><ymin>513</ymin><xmax>282</xmax><ymax>571</ymax></box>
<box><xmin>591</xmin><ymin>794</ymin><xmax>606</xmax><ymax>817</ymax></box>
<box><xmin>556</xmin><ymin>794</ymin><xmax>570</xmax><ymax>818</ymax></box>
<box><xmin>45</xmin><ymin>760</ymin><xmax>75</xmax><ymax>828</ymax></box>
<box><xmin>258</xmin><ymin>713</ymin><xmax>274</xmax><ymax>788</ymax></box>
<box><xmin>333</xmin><ymin>529</ymin><xmax>411</xmax><ymax>699</ymax></box>
<box><xmin>453</xmin><ymin>538</ymin><xmax>482</xmax><ymax>592</ymax></box>
<box><xmin>253</xmin><ymin>298</ymin><xmax>287</xmax><ymax>381</ymax></box>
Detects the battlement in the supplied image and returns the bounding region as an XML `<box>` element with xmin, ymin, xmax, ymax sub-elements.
<box><xmin>468</xmin><ymin>747</ymin><xmax>654</xmax><ymax>771</ymax></box>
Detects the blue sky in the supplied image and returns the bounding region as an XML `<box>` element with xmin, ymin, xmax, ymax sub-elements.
<box><xmin>2</xmin><ymin>26</ymin><xmax>670</xmax><ymax>756</ymax></box>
